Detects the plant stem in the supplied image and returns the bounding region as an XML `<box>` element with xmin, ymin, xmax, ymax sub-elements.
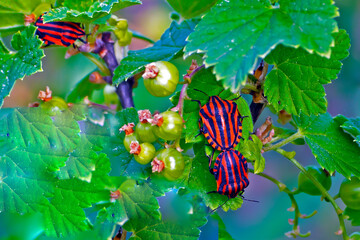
<box><xmin>249</xmin><ymin>168</ymin><xmax>310</xmax><ymax>237</ymax></box>
<box><xmin>262</xmin><ymin>130</ymin><xmax>303</xmax><ymax>152</ymax></box>
<box><xmin>275</xmin><ymin>148</ymin><xmax>349</xmax><ymax>240</ymax></box>
<box><xmin>82</xmin><ymin>52</ymin><xmax>111</xmax><ymax>76</ymax></box>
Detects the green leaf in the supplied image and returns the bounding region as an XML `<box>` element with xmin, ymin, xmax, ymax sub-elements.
<box><xmin>125</xmin><ymin>217</ymin><xmax>201</xmax><ymax>240</ymax></box>
<box><xmin>166</xmin><ymin>0</ymin><xmax>217</xmax><ymax>19</ymax></box>
<box><xmin>0</xmin><ymin>25</ymin><xmax>44</xmax><ymax>107</ymax></box>
<box><xmin>0</xmin><ymin>106</ymin><xmax>112</xmax><ymax>237</ymax></box>
<box><xmin>264</xmin><ymin>30</ymin><xmax>350</xmax><ymax>116</ymax></box>
<box><xmin>124</xmin><ymin>190</ymin><xmax>207</xmax><ymax>240</ymax></box>
<box><xmin>344</xmin><ymin>208</ymin><xmax>360</xmax><ymax>226</ymax></box>
<box><xmin>0</xmin><ymin>212</ymin><xmax>44</xmax><ymax>239</ymax></box>
<box><xmin>42</xmin><ymin>178</ymin><xmax>109</xmax><ymax>236</ymax></box>
<box><xmin>236</xmin><ymin>97</ymin><xmax>253</xmax><ymax>141</ymax></box>
<box><xmin>341</xmin><ymin>117</ymin><xmax>360</xmax><ymax>147</ymax></box>
<box><xmin>66</xmin><ymin>71</ymin><xmax>105</xmax><ymax>103</ymax></box>
<box><xmin>294</xmin><ymin>113</ymin><xmax>360</xmax><ymax>178</ymax></box>
<box><xmin>44</xmin><ymin>0</ymin><xmax>142</xmax><ymax>23</ymax></box>
<box><xmin>185</xmin><ymin>0</ymin><xmax>339</xmax><ymax>91</ymax></box>
<box><xmin>0</xmin><ymin>107</ymin><xmax>80</xmax><ymax>151</ymax></box>
<box><xmin>56</xmin><ymin>135</ymin><xmax>100</xmax><ymax>182</ymax></box>
<box><xmin>113</xmin><ymin>19</ymin><xmax>198</xmax><ymax>85</ymax></box>
<box><xmin>211</xmin><ymin>213</ymin><xmax>235</xmax><ymax>240</ymax></box>
<box><xmin>237</xmin><ymin>135</ymin><xmax>265</xmax><ymax>174</ymax></box>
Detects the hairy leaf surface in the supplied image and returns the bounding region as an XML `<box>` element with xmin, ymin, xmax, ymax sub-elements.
<box><xmin>294</xmin><ymin>113</ymin><xmax>360</xmax><ymax>178</ymax></box>
<box><xmin>264</xmin><ymin>30</ymin><xmax>350</xmax><ymax>115</ymax></box>
<box><xmin>0</xmin><ymin>26</ymin><xmax>44</xmax><ymax>107</ymax></box>
<box><xmin>185</xmin><ymin>0</ymin><xmax>338</xmax><ymax>90</ymax></box>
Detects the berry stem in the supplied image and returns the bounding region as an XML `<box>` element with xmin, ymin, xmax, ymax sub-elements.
<box><xmin>275</xmin><ymin>148</ymin><xmax>349</xmax><ymax>240</ymax></box>
<box><xmin>262</xmin><ymin>130</ymin><xmax>303</xmax><ymax>152</ymax></box>
<box><xmin>82</xmin><ymin>52</ymin><xmax>111</xmax><ymax>76</ymax></box>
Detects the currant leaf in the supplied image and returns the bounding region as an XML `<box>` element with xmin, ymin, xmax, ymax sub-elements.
<box><xmin>294</xmin><ymin>113</ymin><xmax>360</xmax><ymax>178</ymax></box>
<box><xmin>185</xmin><ymin>0</ymin><xmax>339</xmax><ymax>91</ymax></box>
<box><xmin>0</xmin><ymin>26</ymin><xmax>44</xmax><ymax>107</ymax></box>
<box><xmin>264</xmin><ymin>30</ymin><xmax>350</xmax><ymax>116</ymax></box>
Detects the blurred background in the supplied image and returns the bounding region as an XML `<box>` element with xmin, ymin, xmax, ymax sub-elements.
<box><xmin>2</xmin><ymin>0</ymin><xmax>360</xmax><ymax>239</ymax></box>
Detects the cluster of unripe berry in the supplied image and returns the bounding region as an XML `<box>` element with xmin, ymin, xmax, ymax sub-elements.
<box><xmin>120</xmin><ymin>110</ymin><xmax>185</xmax><ymax>180</ymax></box>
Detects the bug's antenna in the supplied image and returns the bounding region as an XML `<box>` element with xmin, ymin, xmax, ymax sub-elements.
<box><xmin>238</xmin><ymin>195</ymin><xmax>259</xmax><ymax>203</ymax></box>
<box><xmin>209</xmin><ymin>196</ymin><xmax>230</xmax><ymax>215</ymax></box>
<box><xmin>193</xmin><ymin>88</ymin><xmax>209</xmax><ymax>97</ymax></box>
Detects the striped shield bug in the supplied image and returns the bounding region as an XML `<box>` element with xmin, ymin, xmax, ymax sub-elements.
<box><xmin>35</xmin><ymin>14</ymin><xmax>86</xmax><ymax>47</ymax></box>
<box><xmin>192</xmin><ymin>89</ymin><xmax>246</xmax><ymax>152</ymax></box>
<box><xmin>212</xmin><ymin>149</ymin><xmax>249</xmax><ymax>198</ymax></box>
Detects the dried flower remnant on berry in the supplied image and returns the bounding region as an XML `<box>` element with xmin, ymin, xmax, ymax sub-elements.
<box><xmin>151</xmin><ymin>113</ymin><xmax>163</xmax><ymax>127</ymax></box>
<box><xmin>129</xmin><ymin>141</ymin><xmax>141</xmax><ymax>155</ymax></box>
<box><xmin>24</xmin><ymin>14</ymin><xmax>35</xmax><ymax>26</ymax></box>
<box><xmin>119</xmin><ymin>123</ymin><xmax>135</xmax><ymax>135</ymax></box>
<box><xmin>138</xmin><ymin>109</ymin><xmax>152</xmax><ymax>123</ymax></box>
<box><xmin>142</xmin><ymin>63</ymin><xmax>159</xmax><ymax>79</ymax></box>
<box><xmin>151</xmin><ymin>157</ymin><xmax>165</xmax><ymax>173</ymax></box>
<box><xmin>110</xmin><ymin>189</ymin><xmax>121</xmax><ymax>202</ymax></box>
<box><xmin>38</xmin><ymin>86</ymin><xmax>52</xmax><ymax>102</ymax></box>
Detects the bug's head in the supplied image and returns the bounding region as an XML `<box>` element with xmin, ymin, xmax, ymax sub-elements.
<box><xmin>209</xmin><ymin>95</ymin><xmax>221</xmax><ymax>103</ymax></box>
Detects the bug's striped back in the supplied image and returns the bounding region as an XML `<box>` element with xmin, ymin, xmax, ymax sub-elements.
<box><xmin>199</xmin><ymin>96</ymin><xmax>243</xmax><ymax>151</ymax></box>
<box><xmin>35</xmin><ymin>14</ymin><xmax>86</xmax><ymax>47</ymax></box>
<box><xmin>213</xmin><ymin>149</ymin><xmax>249</xmax><ymax>198</ymax></box>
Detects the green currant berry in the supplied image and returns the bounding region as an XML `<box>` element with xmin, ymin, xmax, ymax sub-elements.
<box><xmin>143</xmin><ymin>61</ymin><xmax>179</xmax><ymax>97</ymax></box>
<box><xmin>131</xmin><ymin>142</ymin><xmax>155</xmax><ymax>165</ymax></box>
<box><xmin>40</xmin><ymin>96</ymin><xmax>68</xmax><ymax>116</ymax></box>
<box><xmin>124</xmin><ymin>134</ymin><xmax>137</xmax><ymax>152</ymax></box>
<box><xmin>135</xmin><ymin>122</ymin><xmax>157</xmax><ymax>143</ymax></box>
<box><xmin>340</xmin><ymin>176</ymin><xmax>360</xmax><ymax>210</ymax></box>
<box><xmin>297</xmin><ymin>166</ymin><xmax>332</xmax><ymax>196</ymax></box>
<box><xmin>103</xmin><ymin>85</ymin><xmax>119</xmax><ymax>105</ymax></box>
<box><xmin>153</xmin><ymin>111</ymin><xmax>183</xmax><ymax>141</ymax></box>
<box><xmin>120</xmin><ymin>123</ymin><xmax>137</xmax><ymax>152</ymax></box>
<box><xmin>154</xmin><ymin>148</ymin><xmax>184</xmax><ymax>180</ymax></box>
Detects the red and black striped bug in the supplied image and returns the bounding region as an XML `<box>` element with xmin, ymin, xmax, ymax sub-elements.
<box><xmin>35</xmin><ymin>14</ymin><xmax>86</xmax><ymax>47</ymax></box>
<box><xmin>193</xmin><ymin>90</ymin><xmax>245</xmax><ymax>151</ymax></box>
<box><xmin>211</xmin><ymin>149</ymin><xmax>249</xmax><ymax>198</ymax></box>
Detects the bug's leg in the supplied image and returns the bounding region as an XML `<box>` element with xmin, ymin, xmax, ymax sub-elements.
<box><xmin>191</xmin><ymin>99</ymin><xmax>202</xmax><ymax>108</ymax></box>
<box><xmin>195</xmin><ymin>118</ymin><xmax>203</xmax><ymax>138</ymax></box>
<box><xmin>78</xmin><ymin>38</ymin><xmax>87</xmax><ymax>44</ymax></box>
<box><xmin>207</xmin><ymin>148</ymin><xmax>216</xmax><ymax>174</ymax></box>
<box><xmin>239</xmin><ymin>115</ymin><xmax>249</xmax><ymax>122</ymax></box>
<box><xmin>231</xmin><ymin>95</ymin><xmax>241</xmax><ymax>101</ymax></box>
